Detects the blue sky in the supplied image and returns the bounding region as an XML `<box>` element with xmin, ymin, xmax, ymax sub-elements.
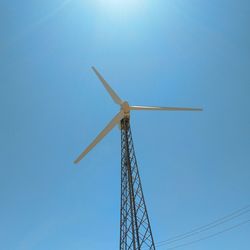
<box><xmin>0</xmin><ymin>0</ymin><xmax>250</xmax><ymax>249</ymax></box>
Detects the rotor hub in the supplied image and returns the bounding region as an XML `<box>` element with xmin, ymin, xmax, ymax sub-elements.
<box><xmin>121</xmin><ymin>101</ymin><xmax>130</xmax><ymax>117</ymax></box>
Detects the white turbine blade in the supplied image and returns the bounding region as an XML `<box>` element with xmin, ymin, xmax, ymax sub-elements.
<box><xmin>92</xmin><ymin>66</ymin><xmax>123</xmax><ymax>105</ymax></box>
<box><xmin>130</xmin><ymin>105</ymin><xmax>203</xmax><ymax>111</ymax></box>
<box><xmin>74</xmin><ymin>111</ymin><xmax>124</xmax><ymax>164</ymax></box>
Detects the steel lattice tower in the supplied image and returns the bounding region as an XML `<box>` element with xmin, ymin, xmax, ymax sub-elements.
<box><xmin>120</xmin><ymin>118</ymin><xmax>156</xmax><ymax>250</ymax></box>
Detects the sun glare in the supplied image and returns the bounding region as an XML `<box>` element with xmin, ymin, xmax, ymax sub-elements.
<box><xmin>97</xmin><ymin>0</ymin><xmax>142</xmax><ymax>12</ymax></box>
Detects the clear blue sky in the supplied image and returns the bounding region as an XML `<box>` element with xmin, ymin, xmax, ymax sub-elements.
<box><xmin>0</xmin><ymin>1</ymin><xmax>249</xmax><ymax>249</ymax></box>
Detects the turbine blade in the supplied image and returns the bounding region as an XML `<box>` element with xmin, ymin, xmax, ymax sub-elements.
<box><xmin>74</xmin><ymin>111</ymin><xmax>124</xmax><ymax>164</ymax></box>
<box><xmin>92</xmin><ymin>66</ymin><xmax>123</xmax><ymax>105</ymax></box>
<box><xmin>130</xmin><ymin>106</ymin><xmax>203</xmax><ymax>111</ymax></box>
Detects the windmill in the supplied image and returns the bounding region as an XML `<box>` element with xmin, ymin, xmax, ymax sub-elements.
<box><xmin>74</xmin><ymin>67</ymin><xmax>202</xmax><ymax>250</ymax></box>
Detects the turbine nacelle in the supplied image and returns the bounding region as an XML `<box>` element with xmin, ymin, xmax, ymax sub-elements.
<box><xmin>74</xmin><ymin>67</ymin><xmax>203</xmax><ymax>164</ymax></box>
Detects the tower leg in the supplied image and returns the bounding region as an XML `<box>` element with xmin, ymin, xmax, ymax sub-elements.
<box><xmin>120</xmin><ymin>118</ymin><xmax>156</xmax><ymax>250</ymax></box>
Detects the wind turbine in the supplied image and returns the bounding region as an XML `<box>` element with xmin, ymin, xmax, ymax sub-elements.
<box><xmin>74</xmin><ymin>67</ymin><xmax>202</xmax><ymax>250</ymax></box>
